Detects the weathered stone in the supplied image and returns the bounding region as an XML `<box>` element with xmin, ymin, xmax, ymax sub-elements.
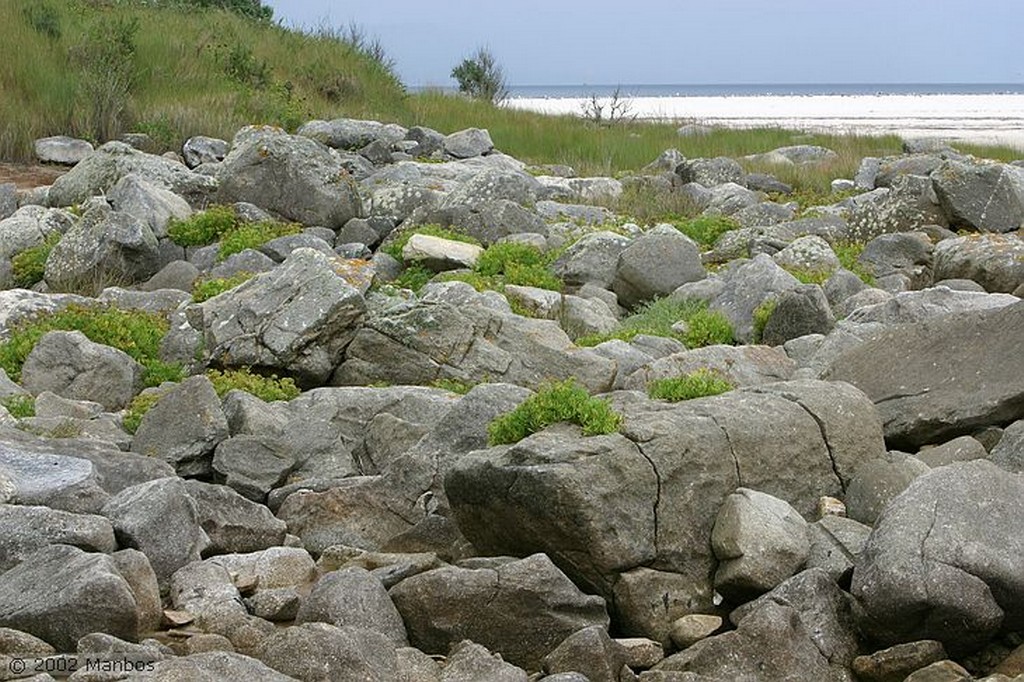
<box><xmin>0</xmin><ymin>545</ymin><xmax>139</xmax><ymax>651</ymax></box>
<box><xmin>255</xmin><ymin>623</ymin><xmax>398</xmax><ymax>681</ymax></box>
<box><xmin>131</xmin><ymin>376</ymin><xmax>228</xmax><ymax>478</ymax></box>
<box><xmin>440</xmin><ymin>640</ymin><xmax>528</xmax><ymax>682</ymax></box>
<box><xmin>196</xmin><ymin>248</ymin><xmax>366</xmax><ymax>385</ymax></box>
<box><xmin>47</xmin><ymin>141</ymin><xmax>217</xmax><ymax>208</ymax></box>
<box><xmin>182</xmin><ymin>135</ymin><xmax>229</xmax><ymax>168</ymax></box>
<box><xmin>211</xmin><ymin>435</ymin><xmax>295</xmax><ymax>502</ymax></box>
<box><xmin>102</xmin><ymin>477</ymin><xmax>209</xmax><ymax>589</ymax></box>
<box><xmin>296</xmin><ymin>566</ymin><xmax>408</xmax><ymax>646</ymax></box>
<box><xmin>916</xmin><ymin>435</ymin><xmax>988</xmax><ymax>468</ymax></box>
<box><xmin>932</xmin><ymin>160</ymin><xmax>1024</xmax><ymax>233</ymax></box>
<box><xmin>0</xmin><ymin>205</ymin><xmax>73</xmax><ymax>261</ymax></box>
<box><xmin>760</xmin><ymin>285</ymin><xmax>836</xmax><ymax>346</ymax></box>
<box><xmin>852</xmin><ymin>640</ymin><xmax>948</xmax><ymax>682</ymax></box>
<box><xmin>772</xmin><ymin>235</ymin><xmax>840</xmax><ymax>274</ymax></box>
<box><xmin>543</xmin><ymin>626</ymin><xmax>628</xmax><ymax>682</ymax></box>
<box><xmin>443</xmin><ymin>128</ymin><xmax>494</xmax><ymax>159</ymax></box>
<box><xmin>851</xmin><ymin>460</ymin><xmax>1024</xmax><ymax>654</ymax></box>
<box><xmin>552</xmin><ymin>231</ymin><xmax>631</xmax><ymax>290</ymax></box>
<box><xmin>389</xmin><ymin>553</ymin><xmax>609</xmax><ymax>671</ymax></box>
<box><xmin>844</xmin><ymin>452</ymin><xmax>930</xmax><ymax>525</ymax></box>
<box><xmin>675</xmin><ymin>157</ymin><xmax>745</xmax><ymax>187</ymax></box>
<box><xmin>299</xmin><ymin>118</ymin><xmax>406</xmax><ymax>151</ymax></box>
<box><xmin>0</xmin><ymin>504</ymin><xmax>116</xmax><ymax>572</ymax></box>
<box><xmin>216</xmin><ymin>126</ymin><xmax>362</xmax><ymax>229</ymax></box>
<box><xmin>709</xmin><ymin>254</ymin><xmax>801</xmax><ymax>342</ymax></box>
<box><xmin>711</xmin><ymin>489</ymin><xmax>810</xmax><ymax>603</ymax></box>
<box><xmin>612</xmin><ymin>226</ymin><xmax>704</xmax><ymax>308</ymax></box>
<box><xmin>402</xmin><ymin>233</ymin><xmax>484</xmax><ymax>271</ymax></box>
<box><xmin>933</xmin><ymin>233</ymin><xmax>1024</xmax><ymax>293</ymax></box>
<box><xmin>139</xmin><ymin>651</ymin><xmax>296</xmax><ymax>681</ymax></box>
<box><xmin>20</xmin><ymin>330</ymin><xmax>143</xmax><ymax>411</ymax></box>
<box><xmin>669</xmin><ymin>615</ymin><xmax>722</xmax><ymax>650</ymax></box>
<box><xmin>111</xmin><ymin>549</ymin><xmax>162</xmax><ymax>634</ymax></box>
<box><xmin>990</xmin><ymin>419</ymin><xmax>1024</xmax><ymax>473</ymax></box>
<box><xmin>623</xmin><ymin>344</ymin><xmax>795</xmax><ymax>391</ymax></box>
<box><xmin>107</xmin><ymin>174</ymin><xmax>192</xmax><ymax>239</ymax></box>
<box><xmin>805</xmin><ymin>514</ymin><xmax>871</xmax><ymax>583</ymax></box>
<box><xmin>35</xmin><ymin>136</ymin><xmax>94</xmax><ymax>165</ymax></box>
<box><xmin>184</xmin><ymin>480</ymin><xmax>287</xmax><ymax>555</ymax></box>
<box><xmin>824</xmin><ymin>299</ymin><xmax>1024</xmax><ymax>448</ymax></box>
<box><xmin>44</xmin><ymin>203</ymin><xmax>161</xmax><ymax>291</ymax></box>
<box><xmin>0</xmin><ymin>440</ymin><xmax>108</xmax><ymax>514</ymax></box>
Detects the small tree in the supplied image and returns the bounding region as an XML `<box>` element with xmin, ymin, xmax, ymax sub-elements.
<box><xmin>451</xmin><ymin>47</ymin><xmax>509</xmax><ymax>104</ymax></box>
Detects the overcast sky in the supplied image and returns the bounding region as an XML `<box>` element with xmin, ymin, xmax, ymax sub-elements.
<box><xmin>264</xmin><ymin>0</ymin><xmax>1022</xmax><ymax>87</ymax></box>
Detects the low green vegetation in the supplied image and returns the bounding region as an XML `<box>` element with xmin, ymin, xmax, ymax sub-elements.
<box><xmin>832</xmin><ymin>241</ymin><xmax>875</xmax><ymax>285</ymax></box>
<box><xmin>191</xmin><ymin>272</ymin><xmax>255</xmax><ymax>302</ymax></box>
<box><xmin>205</xmin><ymin>368</ymin><xmax>300</xmax><ymax>401</ymax></box>
<box><xmin>430</xmin><ymin>377</ymin><xmax>477</xmax><ymax>394</ymax></box>
<box><xmin>605</xmin><ymin>183</ymin><xmax>699</xmax><ymax>226</ymax></box>
<box><xmin>671</xmin><ymin>215</ymin><xmax>741</xmax><ymax>250</ymax></box>
<box><xmin>217</xmin><ymin>220</ymin><xmax>300</xmax><ymax>260</ymax></box>
<box><xmin>122</xmin><ymin>391</ymin><xmax>160</xmax><ymax>434</ymax></box>
<box><xmin>472</xmin><ymin>242</ymin><xmax>563</xmax><ymax>291</ymax></box>
<box><xmin>576</xmin><ymin>297</ymin><xmax>734</xmax><ymax>349</ymax></box>
<box><xmin>782</xmin><ymin>266</ymin><xmax>831</xmax><ymax>285</ymax></box>
<box><xmin>168</xmin><ymin>205</ymin><xmax>300</xmax><ymax>261</ymax></box>
<box><xmin>487</xmin><ymin>379</ymin><xmax>622</xmax><ymax>445</ymax></box>
<box><xmin>167</xmin><ymin>205</ymin><xmax>238</xmax><ymax>246</ymax></box>
<box><xmin>390</xmin><ymin>264</ymin><xmax>435</xmax><ymax>292</ymax></box>
<box><xmin>648</xmin><ymin>368</ymin><xmax>735</xmax><ymax>402</ymax></box>
<box><xmin>1</xmin><ymin>394</ymin><xmax>36</xmax><ymax>418</ymax></box>
<box><xmin>11</xmin><ymin>233</ymin><xmax>61</xmax><ymax>289</ymax></box>
<box><xmin>751</xmin><ymin>298</ymin><xmax>778</xmax><ymax>343</ymax></box>
<box><xmin>0</xmin><ymin>305</ymin><xmax>183</xmax><ymax>387</ymax></box>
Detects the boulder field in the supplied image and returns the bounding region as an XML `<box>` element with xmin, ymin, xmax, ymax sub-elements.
<box><xmin>0</xmin><ymin>119</ymin><xmax>1022</xmax><ymax>680</ymax></box>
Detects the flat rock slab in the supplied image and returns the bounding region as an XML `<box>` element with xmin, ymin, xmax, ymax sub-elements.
<box><xmin>824</xmin><ymin>299</ymin><xmax>1024</xmax><ymax>449</ymax></box>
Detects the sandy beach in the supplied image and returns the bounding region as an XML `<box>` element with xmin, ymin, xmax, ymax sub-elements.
<box><xmin>506</xmin><ymin>94</ymin><xmax>1024</xmax><ymax>150</ymax></box>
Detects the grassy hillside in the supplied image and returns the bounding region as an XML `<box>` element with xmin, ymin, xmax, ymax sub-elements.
<box><xmin>1</xmin><ymin>1</ymin><xmax>1018</xmax><ymax>189</ymax></box>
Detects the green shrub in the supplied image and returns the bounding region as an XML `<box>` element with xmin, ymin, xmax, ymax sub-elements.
<box><xmin>1</xmin><ymin>394</ymin><xmax>35</xmax><ymax>418</ymax></box>
<box><xmin>23</xmin><ymin>3</ymin><xmax>61</xmax><ymax>40</ymax></box>
<box><xmin>671</xmin><ymin>215</ymin><xmax>740</xmax><ymax>249</ymax></box>
<box><xmin>751</xmin><ymin>298</ymin><xmax>778</xmax><ymax>343</ymax></box>
<box><xmin>217</xmin><ymin>220</ymin><xmax>300</xmax><ymax>261</ymax></box>
<box><xmin>122</xmin><ymin>392</ymin><xmax>160</xmax><ymax>434</ymax></box>
<box><xmin>648</xmin><ymin>368</ymin><xmax>735</xmax><ymax>402</ymax></box>
<box><xmin>192</xmin><ymin>272</ymin><xmax>255</xmax><ymax>302</ymax></box>
<box><xmin>437</xmin><ymin>271</ymin><xmax>498</xmax><ymax>292</ymax></box>
<box><xmin>11</xmin><ymin>233</ymin><xmax>61</xmax><ymax>289</ymax></box>
<box><xmin>832</xmin><ymin>241</ymin><xmax>875</xmax><ymax>285</ymax></box>
<box><xmin>168</xmin><ymin>205</ymin><xmax>238</xmax><ymax>246</ymax></box>
<box><xmin>681</xmin><ymin>307</ymin><xmax>736</xmax><ymax>348</ymax></box>
<box><xmin>0</xmin><ymin>305</ymin><xmax>182</xmax><ymax>387</ymax></box>
<box><xmin>451</xmin><ymin>47</ymin><xmax>509</xmax><ymax>104</ymax></box>
<box><xmin>392</xmin><ymin>264</ymin><xmax>435</xmax><ymax>292</ymax></box>
<box><xmin>205</xmin><ymin>368</ymin><xmax>300</xmax><ymax>401</ymax></box>
<box><xmin>576</xmin><ymin>298</ymin><xmax>733</xmax><ymax>349</ymax></box>
<box><xmin>487</xmin><ymin>379</ymin><xmax>622</xmax><ymax>445</ymax></box>
<box><xmin>382</xmin><ymin>225</ymin><xmax>481</xmax><ymax>262</ymax></box>
<box><xmin>475</xmin><ymin>242</ymin><xmax>545</xmax><ymax>276</ymax></box>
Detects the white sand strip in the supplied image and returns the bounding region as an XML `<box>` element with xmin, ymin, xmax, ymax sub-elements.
<box><xmin>506</xmin><ymin>94</ymin><xmax>1024</xmax><ymax>150</ymax></box>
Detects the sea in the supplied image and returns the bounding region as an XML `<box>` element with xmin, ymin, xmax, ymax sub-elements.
<box><xmin>504</xmin><ymin>83</ymin><xmax>1024</xmax><ymax>98</ymax></box>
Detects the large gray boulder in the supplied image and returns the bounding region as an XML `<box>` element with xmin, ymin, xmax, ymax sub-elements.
<box><xmin>334</xmin><ymin>294</ymin><xmax>615</xmax><ymax>393</ymax></box>
<box><xmin>760</xmin><ymin>284</ymin><xmax>836</xmax><ymax>346</ymax></box>
<box><xmin>711</xmin><ymin>488</ymin><xmax>810</xmax><ymax>603</ymax></box>
<box><xmin>932</xmin><ymin>160</ymin><xmax>1024</xmax><ymax>233</ymax></box>
<box><xmin>296</xmin><ymin>566</ymin><xmax>408</xmax><ymax>646</ymax></box>
<box><xmin>184</xmin><ymin>480</ymin><xmax>287</xmax><ymax>555</ymax></box>
<box><xmin>255</xmin><ymin>623</ymin><xmax>399</xmax><ymax>681</ymax></box>
<box><xmin>21</xmin><ymin>330</ymin><xmax>143</xmax><ymax>411</ymax></box>
<box><xmin>131</xmin><ymin>376</ymin><xmax>229</xmax><ymax>477</ymax></box>
<box><xmin>851</xmin><ymin>460</ymin><xmax>1024</xmax><ymax>655</ymax></box>
<box><xmin>389</xmin><ymin>553</ymin><xmax>609</xmax><ymax>671</ymax></box>
<box><xmin>47</xmin><ymin>141</ymin><xmax>217</xmax><ymax>208</ymax></box>
<box><xmin>34</xmin><ymin>135</ymin><xmax>94</xmax><ymax>165</ymax></box>
<box><xmin>676</xmin><ymin>157</ymin><xmax>745</xmax><ymax>187</ymax></box>
<box><xmin>44</xmin><ymin>203</ymin><xmax>161</xmax><ymax>291</ymax></box>
<box><xmin>622</xmin><ymin>344</ymin><xmax>795</xmax><ymax>391</ymax></box>
<box><xmin>299</xmin><ymin>117</ymin><xmax>407</xmax><ymax>151</ymax></box>
<box><xmin>443</xmin><ymin>128</ymin><xmax>494</xmax><ymax>159</ymax></box>
<box><xmin>440</xmin><ymin>168</ymin><xmax>540</xmax><ymax>209</ymax></box>
<box><xmin>990</xmin><ymin>419</ymin><xmax>1024</xmax><ymax>474</ymax></box>
<box><xmin>612</xmin><ymin>225</ymin><xmax>705</xmax><ymax>308</ymax></box>
<box><xmin>446</xmin><ymin>380</ymin><xmax>884</xmax><ymax>641</ymax></box>
<box><xmin>181</xmin><ymin>135</ymin><xmax>229</xmax><ymax>168</ymax></box>
<box><xmin>933</xmin><ymin>233</ymin><xmax>1024</xmax><ymax>293</ymax></box>
<box><xmin>824</xmin><ymin>299</ymin><xmax>1024</xmax><ymax>448</ymax></box>
<box><xmin>442</xmin><ymin>640</ymin><xmax>529</xmax><ymax>681</ymax></box>
<box><xmin>709</xmin><ymin>254</ymin><xmax>802</xmax><ymax>342</ymax></box>
<box><xmin>0</xmin><ymin>205</ymin><xmax>73</xmax><ymax>261</ymax></box>
<box><xmin>0</xmin><ymin>504</ymin><xmax>116</xmax><ymax>572</ymax></box>
<box><xmin>195</xmin><ymin>248</ymin><xmax>367</xmax><ymax>385</ymax></box>
<box><xmin>216</xmin><ymin>126</ymin><xmax>363</xmax><ymax>229</ymax></box>
<box><xmin>551</xmin><ymin>231</ymin><xmax>630</xmax><ymax>290</ymax></box>
<box><xmin>0</xmin><ymin>440</ymin><xmax>109</xmax><ymax>514</ymax></box>
<box><xmin>0</xmin><ymin>545</ymin><xmax>139</xmax><ymax>651</ymax></box>
<box><xmin>844</xmin><ymin>286</ymin><xmax>1017</xmax><ymax>325</ymax></box>
<box><xmin>107</xmin><ymin>174</ymin><xmax>192</xmax><ymax>239</ymax></box>
<box><xmin>101</xmin><ymin>477</ymin><xmax>209</xmax><ymax>588</ymax></box>
<box><xmin>138</xmin><ymin>651</ymin><xmax>297</xmax><ymax>681</ymax></box>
